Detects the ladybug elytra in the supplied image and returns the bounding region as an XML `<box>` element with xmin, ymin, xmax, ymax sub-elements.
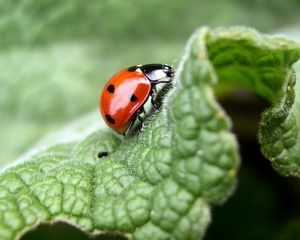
<box><xmin>100</xmin><ymin>64</ymin><xmax>175</xmax><ymax>135</ymax></box>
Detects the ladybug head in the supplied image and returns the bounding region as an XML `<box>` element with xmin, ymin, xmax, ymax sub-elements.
<box><xmin>162</xmin><ymin>64</ymin><xmax>175</xmax><ymax>79</ymax></box>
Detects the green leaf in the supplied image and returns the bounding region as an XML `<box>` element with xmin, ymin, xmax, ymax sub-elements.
<box><xmin>259</xmin><ymin>60</ymin><xmax>300</xmax><ymax>176</ymax></box>
<box><xmin>206</xmin><ymin>28</ymin><xmax>300</xmax><ymax>176</ymax></box>
<box><xmin>1</xmin><ymin>27</ymin><xmax>300</xmax><ymax>240</ymax></box>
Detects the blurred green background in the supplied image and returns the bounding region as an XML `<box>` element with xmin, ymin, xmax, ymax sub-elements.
<box><xmin>1</xmin><ymin>0</ymin><xmax>300</xmax><ymax>239</ymax></box>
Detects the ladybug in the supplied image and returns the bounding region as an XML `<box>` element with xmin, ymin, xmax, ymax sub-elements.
<box><xmin>100</xmin><ymin>63</ymin><xmax>175</xmax><ymax>135</ymax></box>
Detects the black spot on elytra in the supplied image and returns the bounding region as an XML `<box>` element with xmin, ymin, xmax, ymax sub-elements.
<box><xmin>128</xmin><ymin>66</ymin><xmax>138</xmax><ymax>72</ymax></box>
<box><xmin>107</xmin><ymin>84</ymin><xmax>115</xmax><ymax>93</ymax></box>
<box><xmin>105</xmin><ymin>114</ymin><xmax>115</xmax><ymax>124</ymax></box>
<box><xmin>130</xmin><ymin>94</ymin><xmax>138</xmax><ymax>102</ymax></box>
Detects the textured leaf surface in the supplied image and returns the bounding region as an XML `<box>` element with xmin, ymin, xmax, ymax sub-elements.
<box><xmin>0</xmin><ymin>27</ymin><xmax>300</xmax><ymax>240</ymax></box>
<box><xmin>205</xmin><ymin>29</ymin><xmax>300</xmax><ymax>176</ymax></box>
<box><xmin>259</xmin><ymin>60</ymin><xmax>300</xmax><ymax>176</ymax></box>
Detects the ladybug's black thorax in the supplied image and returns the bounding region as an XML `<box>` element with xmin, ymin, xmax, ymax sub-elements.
<box><xmin>141</xmin><ymin>64</ymin><xmax>174</xmax><ymax>82</ymax></box>
<box><xmin>127</xmin><ymin>64</ymin><xmax>175</xmax><ymax>82</ymax></box>
<box><xmin>140</xmin><ymin>64</ymin><xmax>163</xmax><ymax>81</ymax></box>
<box><xmin>127</xmin><ymin>66</ymin><xmax>139</xmax><ymax>72</ymax></box>
<box><xmin>140</xmin><ymin>64</ymin><xmax>163</xmax><ymax>73</ymax></box>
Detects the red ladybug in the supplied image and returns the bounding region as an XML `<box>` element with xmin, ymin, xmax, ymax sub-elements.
<box><xmin>100</xmin><ymin>64</ymin><xmax>175</xmax><ymax>135</ymax></box>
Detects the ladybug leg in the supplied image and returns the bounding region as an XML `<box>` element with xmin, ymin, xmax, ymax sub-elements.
<box><xmin>152</xmin><ymin>85</ymin><xmax>157</xmax><ymax>93</ymax></box>
<box><xmin>140</xmin><ymin>106</ymin><xmax>146</xmax><ymax>114</ymax></box>
<box><xmin>150</xmin><ymin>90</ymin><xmax>159</xmax><ymax>109</ymax></box>
<box><xmin>136</xmin><ymin>109</ymin><xmax>145</xmax><ymax>128</ymax></box>
<box><xmin>152</xmin><ymin>79</ymin><xmax>172</xmax><ymax>85</ymax></box>
<box><xmin>137</xmin><ymin>110</ymin><xmax>144</xmax><ymax>122</ymax></box>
